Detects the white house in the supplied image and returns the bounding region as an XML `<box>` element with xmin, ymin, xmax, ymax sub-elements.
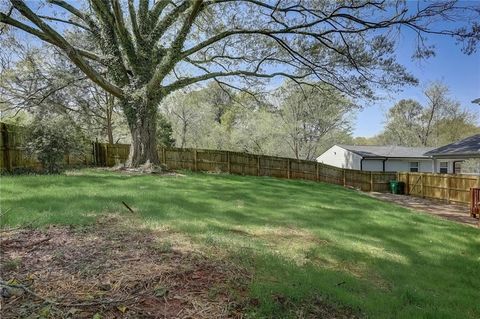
<box><xmin>316</xmin><ymin>145</ymin><xmax>436</xmax><ymax>172</ymax></box>
<box><xmin>317</xmin><ymin>134</ymin><xmax>480</xmax><ymax>174</ymax></box>
<box><xmin>424</xmin><ymin>134</ymin><xmax>480</xmax><ymax>174</ymax></box>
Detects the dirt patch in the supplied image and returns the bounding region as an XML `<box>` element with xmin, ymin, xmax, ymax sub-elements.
<box><xmin>0</xmin><ymin>217</ymin><xmax>248</xmax><ymax>318</ymax></box>
<box><xmin>367</xmin><ymin>192</ymin><xmax>479</xmax><ymax>228</ymax></box>
<box><xmin>95</xmin><ymin>164</ymin><xmax>185</xmax><ymax>177</ymax></box>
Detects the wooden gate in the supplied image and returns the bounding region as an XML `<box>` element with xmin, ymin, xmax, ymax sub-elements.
<box><xmin>408</xmin><ymin>173</ymin><xmax>423</xmax><ymax>197</ymax></box>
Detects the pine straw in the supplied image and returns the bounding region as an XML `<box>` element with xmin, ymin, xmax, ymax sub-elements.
<box><xmin>0</xmin><ymin>216</ymin><xmax>249</xmax><ymax>318</ymax></box>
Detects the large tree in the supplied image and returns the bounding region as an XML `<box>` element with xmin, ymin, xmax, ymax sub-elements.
<box><xmin>274</xmin><ymin>83</ymin><xmax>354</xmax><ymax>160</ymax></box>
<box><xmin>382</xmin><ymin>83</ymin><xmax>479</xmax><ymax>147</ymax></box>
<box><xmin>1</xmin><ymin>0</ymin><xmax>478</xmax><ymax>166</ymax></box>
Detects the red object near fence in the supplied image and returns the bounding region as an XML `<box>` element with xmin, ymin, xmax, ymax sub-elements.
<box><xmin>470</xmin><ymin>188</ymin><xmax>480</xmax><ymax>218</ymax></box>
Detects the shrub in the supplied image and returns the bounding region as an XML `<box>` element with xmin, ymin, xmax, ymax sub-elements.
<box><xmin>157</xmin><ymin>114</ymin><xmax>175</xmax><ymax>148</ymax></box>
<box><xmin>25</xmin><ymin>116</ymin><xmax>87</xmax><ymax>173</ymax></box>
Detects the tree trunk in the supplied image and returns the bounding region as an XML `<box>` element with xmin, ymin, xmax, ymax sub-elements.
<box><xmin>125</xmin><ymin>98</ymin><xmax>160</xmax><ymax>167</ymax></box>
<box><xmin>106</xmin><ymin>93</ymin><xmax>114</xmax><ymax>144</ymax></box>
<box><xmin>107</xmin><ymin>122</ymin><xmax>114</xmax><ymax>145</ymax></box>
<box><xmin>181</xmin><ymin>117</ymin><xmax>187</xmax><ymax>148</ymax></box>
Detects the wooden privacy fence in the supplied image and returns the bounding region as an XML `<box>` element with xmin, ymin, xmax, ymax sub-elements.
<box><xmin>92</xmin><ymin>141</ymin><xmax>130</xmax><ymax>167</ymax></box>
<box><xmin>2</xmin><ymin>120</ymin><xmax>477</xmax><ymax>203</ymax></box>
<box><xmin>397</xmin><ymin>172</ymin><xmax>480</xmax><ymax>205</ymax></box>
<box><xmin>92</xmin><ymin>142</ymin><xmax>396</xmax><ymax>192</ymax></box>
<box><xmin>0</xmin><ymin>123</ymin><xmax>92</xmax><ymax>171</ymax></box>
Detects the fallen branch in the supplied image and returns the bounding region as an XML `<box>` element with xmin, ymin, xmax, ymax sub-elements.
<box><xmin>122</xmin><ymin>201</ymin><xmax>135</xmax><ymax>214</ymax></box>
<box><xmin>1</xmin><ymin>237</ymin><xmax>51</xmax><ymax>250</ymax></box>
<box><xmin>0</xmin><ymin>280</ymin><xmax>138</xmax><ymax>307</ymax></box>
<box><xmin>26</xmin><ymin>237</ymin><xmax>52</xmax><ymax>252</ymax></box>
<box><xmin>0</xmin><ymin>208</ymin><xmax>12</xmax><ymax>219</ymax></box>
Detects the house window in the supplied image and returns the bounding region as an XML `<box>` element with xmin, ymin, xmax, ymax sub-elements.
<box><xmin>409</xmin><ymin>162</ymin><xmax>419</xmax><ymax>172</ymax></box>
<box><xmin>439</xmin><ymin>162</ymin><xmax>448</xmax><ymax>174</ymax></box>
<box><xmin>454</xmin><ymin>161</ymin><xmax>463</xmax><ymax>174</ymax></box>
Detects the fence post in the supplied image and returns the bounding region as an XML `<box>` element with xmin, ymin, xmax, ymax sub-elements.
<box><xmin>370</xmin><ymin>171</ymin><xmax>373</xmax><ymax>192</ymax></box>
<box><xmin>421</xmin><ymin>173</ymin><xmax>425</xmax><ymax>198</ymax></box>
<box><xmin>257</xmin><ymin>155</ymin><xmax>260</xmax><ymax>176</ymax></box>
<box><xmin>1</xmin><ymin>123</ymin><xmax>11</xmax><ymax>172</ymax></box>
<box><xmin>94</xmin><ymin>139</ymin><xmax>99</xmax><ymax>166</ymax></box>
<box><xmin>446</xmin><ymin>175</ymin><xmax>450</xmax><ymax>203</ymax></box>
<box><xmin>405</xmin><ymin>173</ymin><xmax>410</xmax><ymax>195</ymax></box>
<box><xmin>287</xmin><ymin>159</ymin><xmax>290</xmax><ymax>179</ymax></box>
<box><xmin>91</xmin><ymin>142</ymin><xmax>95</xmax><ymax>166</ymax></box>
<box><xmin>316</xmin><ymin>162</ymin><xmax>319</xmax><ymax>182</ymax></box>
<box><xmin>227</xmin><ymin>151</ymin><xmax>231</xmax><ymax>173</ymax></box>
<box><xmin>96</xmin><ymin>143</ymin><xmax>100</xmax><ymax>166</ymax></box>
<box><xmin>104</xmin><ymin>144</ymin><xmax>109</xmax><ymax>167</ymax></box>
<box><xmin>343</xmin><ymin>170</ymin><xmax>346</xmax><ymax>187</ymax></box>
<box><xmin>162</xmin><ymin>147</ymin><xmax>166</xmax><ymax>165</ymax></box>
<box><xmin>193</xmin><ymin>149</ymin><xmax>197</xmax><ymax>171</ymax></box>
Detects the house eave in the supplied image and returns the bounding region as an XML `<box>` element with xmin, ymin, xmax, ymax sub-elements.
<box><xmin>386</xmin><ymin>157</ymin><xmax>432</xmax><ymax>160</ymax></box>
<box><xmin>363</xmin><ymin>156</ymin><xmax>432</xmax><ymax>160</ymax></box>
<box><xmin>428</xmin><ymin>153</ymin><xmax>480</xmax><ymax>158</ymax></box>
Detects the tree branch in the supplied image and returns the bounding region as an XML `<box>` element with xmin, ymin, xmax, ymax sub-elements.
<box><xmin>127</xmin><ymin>0</ymin><xmax>141</xmax><ymax>41</ymax></box>
<box><xmin>9</xmin><ymin>0</ymin><xmax>123</xmax><ymax>98</ymax></box>
<box><xmin>47</xmin><ymin>0</ymin><xmax>100</xmax><ymax>35</ymax></box>
<box><xmin>37</xmin><ymin>15</ymin><xmax>91</xmax><ymax>32</ymax></box>
<box><xmin>0</xmin><ymin>12</ymin><xmax>103</xmax><ymax>63</ymax></box>
<box><xmin>148</xmin><ymin>0</ymin><xmax>203</xmax><ymax>94</ymax></box>
<box><xmin>110</xmin><ymin>0</ymin><xmax>138</xmax><ymax>70</ymax></box>
<box><xmin>163</xmin><ymin>70</ymin><xmax>311</xmax><ymax>94</ymax></box>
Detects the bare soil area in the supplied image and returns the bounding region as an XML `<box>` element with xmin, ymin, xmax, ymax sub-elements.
<box><xmin>0</xmin><ymin>217</ymin><xmax>248</xmax><ymax>318</ymax></box>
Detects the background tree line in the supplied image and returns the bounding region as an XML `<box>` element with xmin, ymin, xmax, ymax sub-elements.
<box><xmin>1</xmin><ymin>30</ymin><xmax>478</xmax><ymax>167</ymax></box>
<box><xmin>353</xmin><ymin>83</ymin><xmax>479</xmax><ymax>147</ymax></box>
<box><xmin>1</xmin><ymin>0</ymin><xmax>478</xmax><ymax>167</ymax></box>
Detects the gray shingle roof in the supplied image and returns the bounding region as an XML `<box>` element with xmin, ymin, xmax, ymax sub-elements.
<box><xmin>424</xmin><ymin>134</ymin><xmax>480</xmax><ymax>156</ymax></box>
<box><xmin>338</xmin><ymin>145</ymin><xmax>435</xmax><ymax>158</ymax></box>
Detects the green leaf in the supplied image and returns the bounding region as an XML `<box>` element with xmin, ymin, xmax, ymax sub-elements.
<box><xmin>117</xmin><ymin>304</ymin><xmax>127</xmax><ymax>313</ymax></box>
<box><xmin>154</xmin><ymin>286</ymin><xmax>169</xmax><ymax>297</ymax></box>
<box><xmin>38</xmin><ymin>305</ymin><xmax>51</xmax><ymax>318</ymax></box>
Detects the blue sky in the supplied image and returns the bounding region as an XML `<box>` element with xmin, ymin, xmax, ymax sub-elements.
<box><xmin>7</xmin><ymin>1</ymin><xmax>479</xmax><ymax>138</ymax></box>
<box><xmin>353</xmin><ymin>16</ymin><xmax>480</xmax><ymax>137</ymax></box>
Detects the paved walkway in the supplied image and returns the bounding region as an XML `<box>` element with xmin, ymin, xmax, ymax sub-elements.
<box><xmin>368</xmin><ymin>192</ymin><xmax>479</xmax><ymax>228</ymax></box>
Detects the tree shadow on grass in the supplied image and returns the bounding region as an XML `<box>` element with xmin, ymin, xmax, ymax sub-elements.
<box><xmin>1</xmin><ymin>170</ymin><xmax>479</xmax><ymax>318</ymax></box>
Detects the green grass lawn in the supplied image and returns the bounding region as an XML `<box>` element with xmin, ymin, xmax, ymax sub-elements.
<box><xmin>1</xmin><ymin>169</ymin><xmax>479</xmax><ymax>318</ymax></box>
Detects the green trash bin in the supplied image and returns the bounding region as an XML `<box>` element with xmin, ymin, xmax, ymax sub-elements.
<box><xmin>389</xmin><ymin>180</ymin><xmax>399</xmax><ymax>194</ymax></box>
